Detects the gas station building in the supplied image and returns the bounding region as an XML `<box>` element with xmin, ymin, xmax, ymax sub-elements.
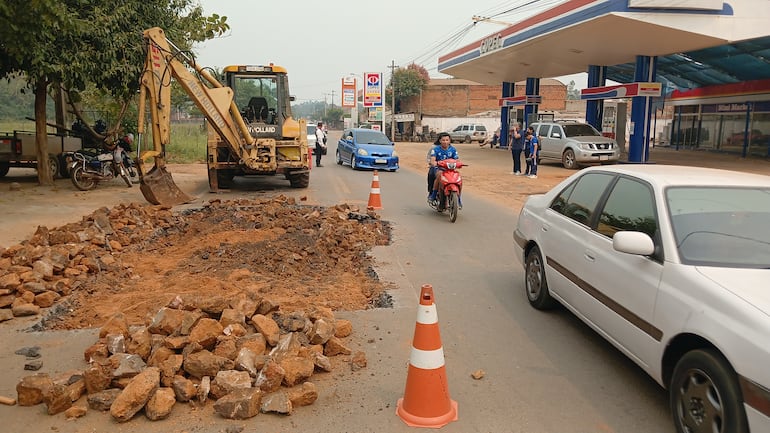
<box><xmin>438</xmin><ymin>0</ymin><xmax>770</xmax><ymax>160</ymax></box>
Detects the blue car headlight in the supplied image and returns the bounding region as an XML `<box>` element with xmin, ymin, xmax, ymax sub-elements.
<box><xmin>391</xmin><ymin>150</ymin><xmax>398</xmax><ymax>157</ymax></box>
<box><xmin>357</xmin><ymin>148</ymin><xmax>369</xmax><ymax>156</ymax></box>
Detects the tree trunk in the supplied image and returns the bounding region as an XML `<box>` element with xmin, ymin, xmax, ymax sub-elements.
<box><xmin>35</xmin><ymin>79</ymin><xmax>53</xmax><ymax>186</ymax></box>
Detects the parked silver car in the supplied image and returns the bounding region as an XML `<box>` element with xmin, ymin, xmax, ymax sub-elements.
<box><xmin>448</xmin><ymin>123</ymin><xmax>487</xmax><ymax>143</ymax></box>
<box><xmin>531</xmin><ymin>121</ymin><xmax>619</xmax><ymax>169</ymax></box>
<box><xmin>514</xmin><ymin>164</ymin><xmax>770</xmax><ymax>433</ymax></box>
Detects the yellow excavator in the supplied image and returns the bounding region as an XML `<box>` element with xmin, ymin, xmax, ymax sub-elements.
<box><xmin>137</xmin><ymin>27</ymin><xmax>310</xmax><ymax>205</ymax></box>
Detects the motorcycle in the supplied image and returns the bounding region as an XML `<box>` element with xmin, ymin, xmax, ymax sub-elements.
<box><xmin>427</xmin><ymin>158</ymin><xmax>466</xmax><ymax>223</ymax></box>
<box><xmin>65</xmin><ymin>144</ymin><xmax>136</xmax><ymax>191</ymax></box>
<box><xmin>479</xmin><ymin>132</ymin><xmax>499</xmax><ymax>148</ymax></box>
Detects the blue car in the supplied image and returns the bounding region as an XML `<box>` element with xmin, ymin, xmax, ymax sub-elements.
<box><xmin>336</xmin><ymin>128</ymin><xmax>399</xmax><ymax>171</ymax></box>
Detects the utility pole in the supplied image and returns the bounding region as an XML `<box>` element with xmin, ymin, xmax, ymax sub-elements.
<box><xmin>388</xmin><ymin>60</ymin><xmax>398</xmax><ymax>141</ymax></box>
<box><xmin>322</xmin><ymin>93</ymin><xmax>331</xmax><ymax>117</ymax></box>
<box><xmin>330</xmin><ymin>90</ymin><xmax>336</xmax><ymax>108</ymax></box>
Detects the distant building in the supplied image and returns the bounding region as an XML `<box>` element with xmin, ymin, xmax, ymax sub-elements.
<box><xmin>400</xmin><ymin>78</ymin><xmax>567</xmax><ymax>117</ymax></box>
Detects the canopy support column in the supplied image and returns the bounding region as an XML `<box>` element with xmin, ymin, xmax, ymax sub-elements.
<box><xmin>629</xmin><ymin>55</ymin><xmax>657</xmax><ymax>162</ymax></box>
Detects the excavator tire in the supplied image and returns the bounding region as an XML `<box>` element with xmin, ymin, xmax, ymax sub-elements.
<box><xmin>139</xmin><ymin>162</ymin><xmax>193</xmax><ymax>206</ymax></box>
<box><xmin>288</xmin><ymin>172</ymin><xmax>309</xmax><ymax>188</ymax></box>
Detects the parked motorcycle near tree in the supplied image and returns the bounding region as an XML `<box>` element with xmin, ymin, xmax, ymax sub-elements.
<box><xmin>65</xmin><ymin>143</ymin><xmax>135</xmax><ymax>191</ymax></box>
<box><xmin>427</xmin><ymin>158</ymin><xmax>466</xmax><ymax>223</ymax></box>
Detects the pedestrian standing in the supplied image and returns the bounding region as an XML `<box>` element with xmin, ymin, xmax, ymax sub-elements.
<box><xmin>525</xmin><ymin>127</ymin><xmax>539</xmax><ymax>179</ymax></box>
<box><xmin>509</xmin><ymin>123</ymin><xmax>524</xmax><ymax>174</ymax></box>
<box><xmin>315</xmin><ymin>121</ymin><xmax>326</xmax><ymax>167</ymax></box>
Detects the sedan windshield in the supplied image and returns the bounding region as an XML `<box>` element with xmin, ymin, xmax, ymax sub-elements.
<box><xmin>667</xmin><ymin>187</ymin><xmax>770</xmax><ymax>268</ymax></box>
<box><xmin>356</xmin><ymin>130</ymin><xmax>391</xmax><ymax>145</ymax></box>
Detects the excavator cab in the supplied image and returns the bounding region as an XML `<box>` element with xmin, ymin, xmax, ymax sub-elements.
<box><xmin>224</xmin><ymin>65</ymin><xmax>292</xmax><ymax>137</ymax></box>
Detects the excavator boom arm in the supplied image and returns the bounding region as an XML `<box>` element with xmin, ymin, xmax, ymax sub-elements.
<box><xmin>137</xmin><ymin>27</ymin><xmax>259</xmax><ymax>206</ymax></box>
<box><xmin>141</xmin><ymin>27</ymin><xmax>254</xmax><ymax>153</ymax></box>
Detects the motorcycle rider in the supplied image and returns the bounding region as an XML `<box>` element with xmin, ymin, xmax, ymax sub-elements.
<box><xmin>427</xmin><ymin>132</ymin><xmax>460</xmax><ymax>203</ymax></box>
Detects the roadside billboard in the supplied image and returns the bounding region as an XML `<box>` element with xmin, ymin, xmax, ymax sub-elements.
<box><xmin>363</xmin><ymin>72</ymin><xmax>383</xmax><ymax>108</ymax></box>
<box><xmin>341</xmin><ymin>77</ymin><xmax>356</xmax><ymax>108</ymax></box>
<box><xmin>368</xmin><ymin>106</ymin><xmax>383</xmax><ymax>121</ymax></box>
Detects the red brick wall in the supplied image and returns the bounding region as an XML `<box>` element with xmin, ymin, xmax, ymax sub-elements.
<box><xmin>401</xmin><ymin>80</ymin><xmax>566</xmax><ymax>116</ymax></box>
<box><xmin>533</xmin><ymin>85</ymin><xmax>567</xmax><ymax>111</ymax></box>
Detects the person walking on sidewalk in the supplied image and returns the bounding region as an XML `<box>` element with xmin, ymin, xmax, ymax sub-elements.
<box><xmin>509</xmin><ymin>122</ymin><xmax>524</xmax><ymax>175</ymax></box>
<box><xmin>525</xmin><ymin>127</ymin><xmax>539</xmax><ymax>179</ymax></box>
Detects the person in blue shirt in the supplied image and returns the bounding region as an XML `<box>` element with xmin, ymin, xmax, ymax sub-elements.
<box><xmin>525</xmin><ymin>127</ymin><xmax>539</xmax><ymax>179</ymax></box>
<box><xmin>427</xmin><ymin>132</ymin><xmax>459</xmax><ymax>201</ymax></box>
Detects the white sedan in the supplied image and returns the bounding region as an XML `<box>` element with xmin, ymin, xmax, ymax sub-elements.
<box><xmin>307</xmin><ymin>123</ymin><xmax>318</xmax><ymax>150</ymax></box>
<box><xmin>513</xmin><ymin>165</ymin><xmax>770</xmax><ymax>433</ymax></box>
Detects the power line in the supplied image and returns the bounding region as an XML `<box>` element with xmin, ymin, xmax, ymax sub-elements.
<box><xmin>397</xmin><ymin>0</ymin><xmax>561</xmax><ymax>77</ymax></box>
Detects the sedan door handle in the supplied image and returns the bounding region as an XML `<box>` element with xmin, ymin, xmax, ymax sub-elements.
<box><xmin>541</xmin><ymin>223</ymin><xmax>550</xmax><ymax>232</ymax></box>
<box><xmin>584</xmin><ymin>249</ymin><xmax>596</xmax><ymax>262</ymax></box>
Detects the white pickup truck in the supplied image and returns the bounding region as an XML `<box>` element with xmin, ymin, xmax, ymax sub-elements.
<box><xmin>0</xmin><ymin>131</ymin><xmax>82</xmax><ymax>178</ymax></box>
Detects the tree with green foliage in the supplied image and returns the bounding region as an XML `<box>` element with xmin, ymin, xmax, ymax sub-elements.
<box><xmin>0</xmin><ymin>1</ymin><xmax>228</xmax><ymax>185</ymax></box>
<box><xmin>385</xmin><ymin>63</ymin><xmax>429</xmax><ymax>113</ymax></box>
<box><xmin>323</xmin><ymin>107</ymin><xmax>344</xmax><ymax>127</ymax></box>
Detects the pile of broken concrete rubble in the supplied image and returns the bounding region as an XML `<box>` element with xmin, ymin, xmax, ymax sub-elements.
<box><xmin>0</xmin><ymin>202</ymin><xmax>181</xmax><ymax>323</ymax></box>
<box><xmin>15</xmin><ymin>294</ymin><xmax>366</xmax><ymax>421</ymax></box>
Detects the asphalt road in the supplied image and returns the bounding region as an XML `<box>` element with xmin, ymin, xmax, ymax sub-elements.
<box><xmin>298</xmin><ymin>135</ymin><xmax>673</xmax><ymax>433</ymax></box>
<box><xmin>0</xmin><ymin>133</ymin><xmax>674</xmax><ymax>433</ymax></box>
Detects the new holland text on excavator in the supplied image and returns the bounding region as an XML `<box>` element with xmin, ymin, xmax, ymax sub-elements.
<box><xmin>137</xmin><ymin>27</ymin><xmax>311</xmax><ymax>206</ymax></box>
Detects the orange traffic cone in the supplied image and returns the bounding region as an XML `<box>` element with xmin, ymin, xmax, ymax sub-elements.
<box><xmin>367</xmin><ymin>170</ymin><xmax>383</xmax><ymax>210</ymax></box>
<box><xmin>396</xmin><ymin>284</ymin><xmax>458</xmax><ymax>428</ymax></box>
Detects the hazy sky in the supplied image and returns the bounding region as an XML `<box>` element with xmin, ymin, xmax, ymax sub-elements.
<box><xmin>194</xmin><ymin>0</ymin><xmax>587</xmax><ymax>103</ymax></box>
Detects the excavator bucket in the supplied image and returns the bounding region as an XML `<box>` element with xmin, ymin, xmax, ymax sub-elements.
<box><xmin>138</xmin><ymin>158</ymin><xmax>193</xmax><ymax>206</ymax></box>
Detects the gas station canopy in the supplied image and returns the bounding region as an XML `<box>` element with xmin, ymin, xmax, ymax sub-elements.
<box><xmin>438</xmin><ymin>0</ymin><xmax>770</xmax><ymax>91</ymax></box>
<box><xmin>608</xmin><ymin>36</ymin><xmax>770</xmax><ymax>90</ymax></box>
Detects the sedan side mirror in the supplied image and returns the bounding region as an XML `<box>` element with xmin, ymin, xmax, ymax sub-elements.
<box><xmin>613</xmin><ymin>231</ymin><xmax>655</xmax><ymax>256</ymax></box>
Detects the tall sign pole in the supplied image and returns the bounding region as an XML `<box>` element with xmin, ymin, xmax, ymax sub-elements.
<box><xmin>341</xmin><ymin>76</ymin><xmax>357</xmax><ymax>128</ymax></box>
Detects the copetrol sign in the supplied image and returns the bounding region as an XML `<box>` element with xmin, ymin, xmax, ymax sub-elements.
<box><xmin>581</xmin><ymin>82</ymin><xmax>661</xmax><ymax>100</ymax></box>
<box><xmin>479</xmin><ymin>33</ymin><xmax>503</xmax><ymax>55</ymax></box>
<box><xmin>364</xmin><ymin>72</ymin><xmax>383</xmax><ymax>108</ymax></box>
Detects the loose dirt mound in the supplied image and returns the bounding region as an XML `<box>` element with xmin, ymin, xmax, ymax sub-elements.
<box><xmin>1</xmin><ymin>196</ymin><xmax>392</xmax><ymax>330</ymax></box>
